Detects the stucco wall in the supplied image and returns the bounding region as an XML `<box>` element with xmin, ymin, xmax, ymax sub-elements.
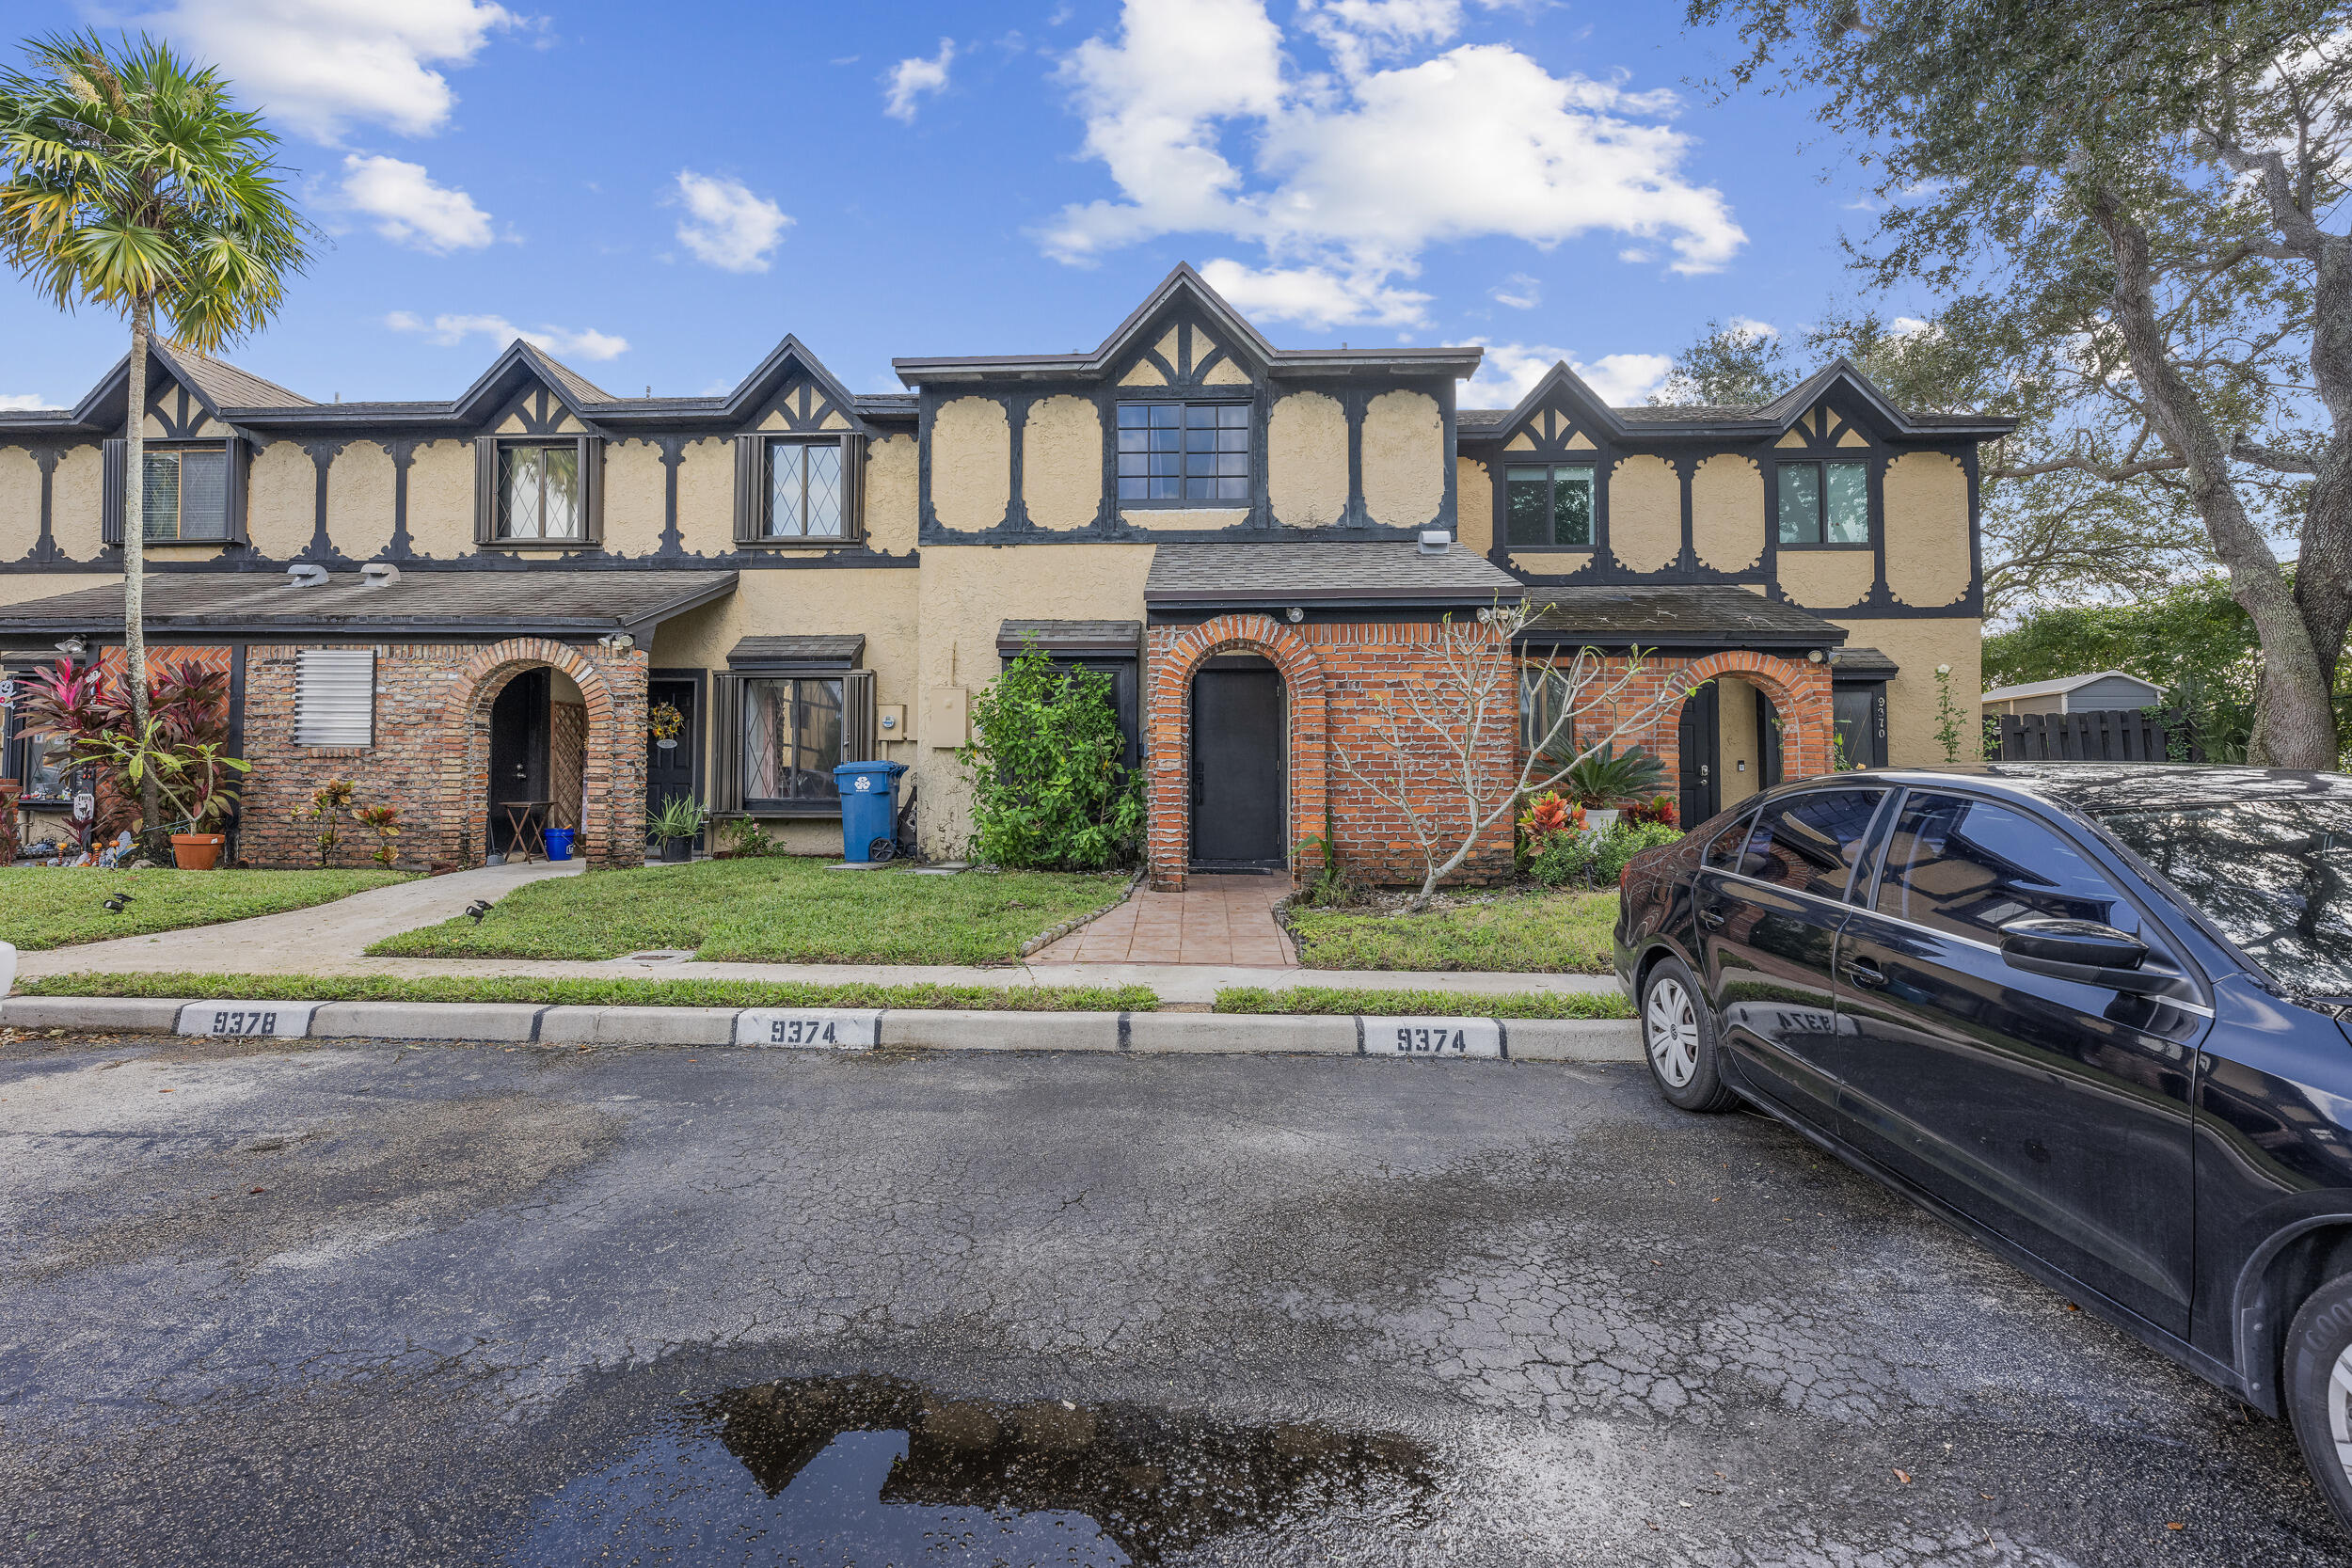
<box><xmin>0</xmin><ymin>447</ymin><xmax>40</xmax><ymax>557</ymax></box>
<box><xmin>325</xmin><ymin>440</ymin><xmax>396</xmax><ymax>562</ymax></box>
<box><xmin>0</xmin><ymin>569</ymin><xmax>109</xmax><ymax>608</ymax></box>
<box><xmin>1268</xmin><ymin>391</ymin><xmax>1348</xmax><ymax>530</ymax></box>
<box><xmin>675</xmin><ymin>437</ymin><xmax>732</xmax><ymax>554</ymax></box>
<box><xmin>245</xmin><ymin>439</ymin><xmax>313</xmax><ymax>559</ymax></box>
<box><xmin>1780</xmin><ymin>549</ymin><xmax>1876</xmax><ymax>610</ymax></box>
<box><xmin>932</xmin><ymin>396</ymin><xmax>1010</xmax><ymax>531</ymax></box>
<box><xmin>1832</xmin><ymin>615</ymin><xmax>1982</xmax><ymax>766</ymax></box>
<box><xmin>1717</xmin><ymin>673</ymin><xmax>1762</xmax><ymax>807</ymax></box>
<box><xmin>1456</xmin><ymin>457</ymin><xmax>1492</xmax><ymax>554</ymax></box>
<box><xmin>405</xmin><ymin>439</ymin><xmax>472</xmax><ymax>557</ymax></box>
<box><xmin>1691</xmin><ymin>454</ymin><xmax>1762</xmax><ymax>572</ymax></box>
<box><xmin>1359</xmin><ymin>390</ymin><xmax>1444</xmax><ymax>530</ymax></box>
<box><xmin>1883</xmin><ymin>451</ymin><xmax>1972</xmax><ymax>608</ymax></box>
<box><xmin>603</xmin><ymin>438</ymin><xmax>667</xmax><ymax>556</ymax></box>
<box><xmin>1022</xmin><ymin>395</ymin><xmax>1102</xmax><ymax>532</ymax></box>
<box><xmin>1122</xmin><ymin>509</ymin><xmax>1249</xmax><ymax>531</ymax></box>
<box><xmin>1610</xmin><ymin>454</ymin><xmax>1678</xmax><ymax>572</ymax></box>
<box><xmin>864</xmin><ymin>434</ymin><xmax>918</xmax><ymax>553</ymax></box>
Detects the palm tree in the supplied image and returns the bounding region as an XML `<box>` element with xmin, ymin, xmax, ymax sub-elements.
<box><xmin>0</xmin><ymin>32</ymin><xmax>310</xmax><ymax>842</ymax></box>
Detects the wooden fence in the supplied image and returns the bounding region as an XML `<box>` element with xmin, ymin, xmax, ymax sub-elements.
<box><xmin>1985</xmin><ymin>708</ymin><xmax>2195</xmax><ymax>764</ymax></box>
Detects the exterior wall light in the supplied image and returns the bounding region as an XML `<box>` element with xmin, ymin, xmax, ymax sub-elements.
<box><xmin>597</xmin><ymin>632</ymin><xmax>635</xmax><ymax>652</ymax></box>
<box><xmin>1284</xmin><ymin>607</ymin><xmax>1304</xmax><ymax>624</ymax></box>
<box><xmin>1807</xmin><ymin>648</ymin><xmax>1827</xmax><ymax>663</ymax></box>
<box><xmin>55</xmin><ymin>636</ymin><xmax>87</xmax><ymax>657</ymax></box>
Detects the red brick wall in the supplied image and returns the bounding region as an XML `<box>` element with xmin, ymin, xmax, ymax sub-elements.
<box><xmin>235</xmin><ymin>637</ymin><xmax>647</xmax><ymax>871</ymax></box>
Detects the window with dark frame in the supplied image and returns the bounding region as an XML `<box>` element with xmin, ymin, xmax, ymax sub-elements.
<box><xmin>496</xmin><ymin>443</ymin><xmax>583</xmax><ymax>541</ymax></box>
<box><xmin>141</xmin><ymin>448</ymin><xmax>230</xmax><ymax>541</ymax></box>
<box><xmin>1505</xmin><ymin>464</ymin><xmax>1595</xmax><ymax>546</ymax></box>
<box><xmin>1116</xmin><ymin>400</ymin><xmax>1249</xmax><ymax>501</ymax></box>
<box><xmin>4</xmin><ymin>675</ymin><xmax>72</xmax><ymax>803</ymax></box>
<box><xmin>741</xmin><ymin>676</ymin><xmax>846</xmax><ymax>804</ymax></box>
<box><xmin>1776</xmin><ymin>460</ymin><xmax>1869</xmax><ymax>546</ymax></box>
<box><xmin>766</xmin><ymin>439</ymin><xmax>845</xmax><ymax>538</ymax></box>
<box><xmin>1518</xmin><ymin>664</ymin><xmax>1576</xmax><ymax>763</ymax></box>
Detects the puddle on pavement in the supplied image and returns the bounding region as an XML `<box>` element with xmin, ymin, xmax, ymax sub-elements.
<box><xmin>515</xmin><ymin>1373</ymin><xmax>1438</xmax><ymax>1565</ymax></box>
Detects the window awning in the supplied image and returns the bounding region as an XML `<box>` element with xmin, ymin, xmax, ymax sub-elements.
<box><xmin>1517</xmin><ymin>584</ymin><xmax>1847</xmax><ymax>655</ymax></box>
<box><xmin>997</xmin><ymin>620</ymin><xmax>1141</xmax><ymax>657</ymax></box>
<box><xmin>724</xmin><ymin>634</ymin><xmax>865</xmax><ymax>671</ymax></box>
<box><xmin>1144</xmin><ymin>542</ymin><xmax>1521</xmax><ymax>611</ymax></box>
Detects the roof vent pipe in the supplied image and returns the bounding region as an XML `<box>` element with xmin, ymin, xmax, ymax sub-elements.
<box><xmin>286</xmin><ymin>562</ymin><xmax>327</xmax><ymax>589</ymax></box>
<box><xmin>360</xmin><ymin>562</ymin><xmax>400</xmax><ymax>590</ymax></box>
<box><xmin>1418</xmin><ymin>529</ymin><xmax>1451</xmax><ymax>556</ymax></box>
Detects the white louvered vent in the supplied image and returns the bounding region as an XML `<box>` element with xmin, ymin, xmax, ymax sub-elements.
<box><xmin>294</xmin><ymin>649</ymin><xmax>376</xmax><ymax>748</ymax></box>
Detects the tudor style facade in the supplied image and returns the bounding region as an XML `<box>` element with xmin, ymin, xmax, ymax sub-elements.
<box><xmin>0</xmin><ymin>266</ymin><xmax>2007</xmax><ymax>885</ymax></box>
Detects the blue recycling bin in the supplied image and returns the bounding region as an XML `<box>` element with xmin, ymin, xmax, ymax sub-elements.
<box><xmin>834</xmin><ymin>760</ymin><xmax>909</xmax><ymax>863</ymax></box>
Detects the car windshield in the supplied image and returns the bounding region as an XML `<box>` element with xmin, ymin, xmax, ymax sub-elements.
<box><xmin>2095</xmin><ymin>798</ymin><xmax>2352</xmax><ymax>996</ymax></box>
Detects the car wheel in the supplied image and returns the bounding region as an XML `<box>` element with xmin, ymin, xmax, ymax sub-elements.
<box><xmin>2284</xmin><ymin>1274</ymin><xmax>2352</xmax><ymax>1534</ymax></box>
<box><xmin>1640</xmin><ymin>957</ymin><xmax>1736</xmax><ymax>1113</ymax></box>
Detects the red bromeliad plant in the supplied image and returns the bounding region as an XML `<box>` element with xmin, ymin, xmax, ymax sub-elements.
<box><xmin>17</xmin><ymin>657</ymin><xmax>236</xmax><ymax>842</ymax></box>
<box><xmin>1623</xmin><ymin>794</ymin><xmax>1678</xmax><ymax>829</ymax></box>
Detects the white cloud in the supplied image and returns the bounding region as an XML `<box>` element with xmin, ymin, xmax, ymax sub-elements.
<box><xmin>386</xmin><ymin>311</ymin><xmax>628</xmax><ymax>361</ymax></box>
<box><xmin>1489</xmin><ymin>272</ymin><xmax>1540</xmax><ymax>309</ymax></box>
<box><xmin>883</xmin><ymin>39</ymin><xmax>956</xmax><ymax>121</ymax></box>
<box><xmin>1462</xmin><ymin>341</ymin><xmax>1672</xmax><ymax>406</ymax></box>
<box><xmin>1724</xmin><ymin>314</ymin><xmax>1777</xmax><ymax>342</ymax></box>
<box><xmin>670</xmin><ymin>171</ymin><xmax>792</xmax><ymax>274</ymax></box>
<box><xmin>135</xmin><ymin>0</ymin><xmax>515</xmax><ymax>141</ymax></box>
<box><xmin>1199</xmin><ymin>259</ymin><xmax>1428</xmax><ymax>329</ymax></box>
<box><xmin>0</xmin><ymin>393</ymin><xmax>52</xmax><ymax>410</ymax></box>
<box><xmin>1040</xmin><ymin>1</ymin><xmax>1742</xmax><ymax>325</ymax></box>
<box><xmin>338</xmin><ymin>154</ymin><xmax>492</xmax><ymax>253</ymax></box>
<box><xmin>1890</xmin><ymin>315</ymin><xmax>1932</xmax><ymax>338</ymax></box>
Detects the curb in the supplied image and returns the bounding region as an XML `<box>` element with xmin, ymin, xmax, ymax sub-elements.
<box><xmin>0</xmin><ymin>994</ymin><xmax>1641</xmax><ymax>1062</ymax></box>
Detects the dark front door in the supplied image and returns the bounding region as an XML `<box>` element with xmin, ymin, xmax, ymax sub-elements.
<box><xmin>1191</xmin><ymin>662</ymin><xmax>1283</xmax><ymax>867</ymax></box>
<box><xmin>1833</xmin><ymin>789</ymin><xmax>2204</xmax><ymax>1333</ymax></box>
<box><xmin>487</xmin><ymin>667</ymin><xmax>550</xmax><ymax>853</ymax></box>
<box><xmin>1678</xmin><ymin>680</ymin><xmax>1719</xmax><ymax>827</ymax></box>
<box><xmin>646</xmin><ymin>677</ymin><xmax>698</xmax><ymax>822</ymax></box>
<box><xmin>1833</xmin><ymin>685</ymin><xmax>1886</xmax><ymax>769</ymax></box>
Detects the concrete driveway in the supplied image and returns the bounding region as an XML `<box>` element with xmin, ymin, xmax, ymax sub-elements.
<box><xmin>0</xmin><ymin>1035</ymin><xmax>2342</xmax><ymax>1566</ymax></box>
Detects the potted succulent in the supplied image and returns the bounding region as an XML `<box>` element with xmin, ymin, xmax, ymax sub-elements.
<box><xmin>648</xmin><ymin>701</ymin><xmax>684</xmax><ymax>752</ymax></box>
<box><xmin>1559</xmin><ymin>744</ymin><xmax>1667</xmax><ymax>832</ymax></box>
<box><xmin>649</xmin><ymin>794</ymin><xmax>707</xmax><ymax>863</ymax></box>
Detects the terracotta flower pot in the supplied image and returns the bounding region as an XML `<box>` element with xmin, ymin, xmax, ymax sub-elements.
<box><xmin>169</xmin><ymin>832</ymin><xmax>226</xmax><ymax>871</ymax></box>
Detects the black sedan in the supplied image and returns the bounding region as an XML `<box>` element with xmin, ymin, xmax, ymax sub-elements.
<box><xmin>1614</xmin><ymin>763</ymin><xmax>2352</xmax><ymax>1531</ymax></box>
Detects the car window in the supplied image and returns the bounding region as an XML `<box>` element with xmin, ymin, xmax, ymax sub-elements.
<box><xmin>1876</xmin><ymin>792</ymin><xmax>2137</xmax><ymax>942</ymax></box>
<box><xmin>1702</xmin><ymin>808</ymin><xmax>1756</xmax><ymax>870</ymax></box>
<box><xmin>2097</xmin><ymin>797</ymin><xmax>2352</xmax><ymax>996</ymax></box>
<box><xmin>1739</xmin><ymin>789</ymin><xmax>1887</xmax><ymax>899</ymax></box>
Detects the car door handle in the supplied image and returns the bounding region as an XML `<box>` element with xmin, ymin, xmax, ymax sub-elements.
<box><xmin>1697</xmin><ymin>905</ymin><xmax>1728</xmax><ymax>928</ymax></box>
<box><xmin>1842</xmin><ymin>957</ymin><xmax>1886</xmax><ymax>988</ymax></box>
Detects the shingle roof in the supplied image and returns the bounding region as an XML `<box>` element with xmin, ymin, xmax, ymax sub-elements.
<box><xmin>532</xmin><ymin>351</ymin><xmax>616</xmax><ymax>405</ymax></box>
<box><xmin>0</xmin><ymin>569</ymin><xmax>737</xmax><ymax>637</ymax></box>
<box><xmin>1830</xmin><ymin>645</ymin><xmax>1899</xmax><ymax>677</ymax></box>
<box><xmin>725</xmin><ymin>634</ymin><xmax>866</xmax><ymax>667</ymax></box>
<box><xmin>1980</xmin><ymin>669</ymin><xmax>2162</xmax><ymax>703</ymax></box>
<box><xmin>1144</xmin><ymin>541</ymin><xmax>1522</xmax><ymax>607</ymax></box>
<box><xmin>1518</xmin><ymin>584</ymin><xmax>1846</xmax><ymax>649</ymax></box>
<box><xmin>998</xmin><ymin>619</ymin><xmax>1142</xmax><ymax>652</ymax></box>
<box><xmin>167</xmin><ymin>344</ymin><xmax>313</xmax><ymax>407</ymax></box>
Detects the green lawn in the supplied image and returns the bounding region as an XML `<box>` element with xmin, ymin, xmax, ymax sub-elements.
<box><xmin>1216</xmin><ymin>984</ymin><xmax>1630</xmax><ymax>1019</ymax></box>
<box><xmin>0</xmin><ymin>868</ymin><xmax>409</xmax><ymax>951</ymax></box>
<box><xmin>1286</xmin><ymin>889</ymin><xmax>1619</xmax><ymax>974</ymax></box>
<box><xmin>15</xmin><ymin>971</ymin><xmax>1153</xmax><ymax>1011</ymax></box>
<box><xmin>368</xmin><ymin>856</ymin><xmax>1131</xmax><ymax>965</ymax></box>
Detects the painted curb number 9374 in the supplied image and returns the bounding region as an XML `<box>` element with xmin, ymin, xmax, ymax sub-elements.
<box><xmin>1360</xmin><ymin>1016</ymin><xmax>1504</xmax><ymax>1059</ymax></box>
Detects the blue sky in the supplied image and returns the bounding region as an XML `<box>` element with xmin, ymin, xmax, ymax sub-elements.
<box><xmin>2</xmin><ymin>0</ymin><xmax>1908</xmax><ymax>414</ymax></box>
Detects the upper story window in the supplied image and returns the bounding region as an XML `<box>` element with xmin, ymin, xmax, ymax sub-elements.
<box><xmin>1777</xmin><ymin>460</ymin><xmax>1868</xmax><ymax>546</ymax></box>
<box><xmin>1506</xmin><ymin>465</ymin><xmax>1594</xmax><ymax>547</ymax></box>
<box><xmin>142</xmin><ymin>447</ymin><xmax>230</xmax><ymax>541</ymax></box>
<box><xmin>767</xmin><ymin>440</ymin><xmax>845</xmax><ymax>539</ymax></box>
<box><xmin>1117</xmin><ymin>401</ymin><xmax>1249</xmax><ymax>502</ymax></box>
<box><xmin>498</xmin><ymin>443</ymin><xmax>583</xmax><ymax>541</ymax></box>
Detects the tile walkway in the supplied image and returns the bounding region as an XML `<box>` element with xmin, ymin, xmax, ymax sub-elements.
<box><xmin>1031</xmin><ymin>873</ymin><xmax>1296</xmax><ymax>966</ymax></box>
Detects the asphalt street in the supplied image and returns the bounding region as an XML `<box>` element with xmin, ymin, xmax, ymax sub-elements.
<box><xmin>0</xmin><ymin>1030</ymin><xmax>2343</xmax><ymax>1567</ymax></box>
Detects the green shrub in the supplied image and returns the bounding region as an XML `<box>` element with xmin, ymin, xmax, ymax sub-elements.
<box><xmin>1528</xmin><ymin>820</ymin><xmax>1682</xmax><ymax>889</ymax></box>
<box><xmin>959</xmin><ymin>641</ymin><xmax>1143</xmax><ymax>871</ymax></box>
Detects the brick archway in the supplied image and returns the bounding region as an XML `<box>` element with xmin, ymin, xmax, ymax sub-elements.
<box><xmin>1665</xmin><ymin>649</ymin><xmax>1835</xmax><ymax>789</ymax></box>
<box><xmin>452</xmin><ymin>637</ymin><xmax>644</xmax><ymax>869</ymax></box>
<box><xmin>1144</xmin><ymin>614</ymin><xmax>1327</xmax><ymax>891</ymax></box>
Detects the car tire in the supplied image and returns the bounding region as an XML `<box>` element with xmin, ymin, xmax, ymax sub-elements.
<box><xmin>2284</xmin><ymin>1273</ymin><xmax>2352</xmax><ymax>1534</ymax></box>
<box><xmin>1639</xmin><ymin>956</ymin><xmax>1736</xmax><ymax>1113</ymax></box>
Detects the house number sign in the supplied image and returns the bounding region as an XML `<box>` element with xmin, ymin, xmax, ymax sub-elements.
<box><xmin>177</xmin><ymin>1002</ymin><xmax>320</xmax><ymax>1038</ymax></box>
<box><xmin>1359</xmin><ymin>1016</ymin><xmax>1505</xmax><ymax>1059</ymax></box>
<box><xmin>735</xmin><ymin>1008</ymin><xmax>881</xmax><ymax>1050</ymax></box>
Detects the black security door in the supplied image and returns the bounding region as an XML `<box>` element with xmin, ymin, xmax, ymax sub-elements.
<box><xmin>1191</xmin><ymin>661</ymin><xmax>1284</xmax><ymax>867</ymax></box>
<box><xmin>1677</xmin><ymin>680</ymin><xmax>1719</xmax><ymax>827</ymax></box>
<box><xmin>487</xmin><ymin>667</ymin><xmax>549</xmax><ymax>852</ymax></box>
<box><xmin>646</xmin><ymin>677</ymin><xmax>698</xmax><ymax>820</ymax></box>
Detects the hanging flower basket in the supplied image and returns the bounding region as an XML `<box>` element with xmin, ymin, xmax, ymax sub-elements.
<box><xmin>648</xmin><ymin>701</ymin><xmax>685</xmax><ymax>752</ymax></box>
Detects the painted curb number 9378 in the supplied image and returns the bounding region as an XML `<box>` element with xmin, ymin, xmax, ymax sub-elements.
<box><xmin>176</xmin><ymin>1002</ymin><xmax>319</xmax><ymax>1038</ymax></box>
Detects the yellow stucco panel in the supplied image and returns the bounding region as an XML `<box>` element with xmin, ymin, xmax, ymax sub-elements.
<box><xmin>0</xmin><ymin>569</ymin><xmax>111</xmax><ymax>609</ymax></box>
<box><xmin>1504</xmin><ymin>432</ymin><xmax>1535</xmax><ymax>452</ymax></box>
<box><xmin>1780</xmin><ymin>548</ymin><xmax>1876</xmax><ymax>610</ymax></box>
<box><xmin>1267</xmin><ymin>391</ymin><xmax>1347</xmax><ymax>529</ymax></box>
<box><xmin>1691</xmin><ymin>453</ymin><xmax>1762</xmax><ymax>572</ymax></box>
<box><xmin>821</xmin><ymin>409</ymin><xmax>851</xmax><ymax>431</ymax></box>
<box><xmin>1122</xmin><ymin>509</ymin><xmax>1250</xmax><ymax>531</ymax></box>
<box><xmin>1022</xmin><ymin>394</ymin><xmax>1102</xmax><ymax>532</ymax></box>
<box><xmin>1609</xmin><ymin>453</ymin><xmax>1679</xmax><ymax>573</ymax></box>
<box><xmin>1717</xmin><ymin>673</ymin><xmax>1762</xmax><ymax>807</ymax></box>
<box><xmin>864</xmin><ymin>434</ymin><xmax>918</xmax><ymax>553</ymax></box>
<box><xmin>1836</xmin><ymin>425</ymin><xmax>1870</xmax><ymax>448</ymax></box>
<box><xmin>1508</xmin><ymin>551</ymin><xmax>1595</xmax><ymax>574</ymax></box>
<box><xmin>1118</xmin><ymin>357</ymin><xmax>1166</xmax><ymax>388</ymax></box>
<box><xmin>325</xmin><ymin>440</ymin><xmax>396</xmax><ymax>562</ymax></box>
<box><xmin>1456</xmin><ymin>457</ymin><xmax>1493</xmax><ymax>554</ymax></box>
<box><xmin>1833</xmin><ymin>615</ymin><xmax>1983</xmax><ymax>766</ymax></box>
<box><xmin>675</xmin><ymin>436</ymin><xmax>733</xmax><ymax>553</ymax></box>
<box><xmin>1200</xmin><ymin>354</ymin><xmax>1251</xmax><ymax>387</ymax></box>
<box><xmin>602</xmin><ymin>438</ymin><xmax>667</xmax><ymax>556</ymax></box>
<box><xmin>1774</xmin><ymin>429</ymin><xmax>1809</xmax><ymax>449</ymax></box>
<box><xmin>0</xmin><ymin>447</ymin><xmax>40</xmax><ymax>558</ymax></box>
<box><xmin>1360</xmin><ymin>389</ymin><xmax>1443</xmax><ymax>530</ymax></box>
<box><xmin>142</xmin><ymin>406</ymin><xmax>216</xmax><ymax>440</ymax></box>
<box><xmin>246</xmin><ymin>439</ymin><xmax>314</xmax><ymax>559</ymax></box>
<box><xmin>1883</xmin><ymin>451</ymin><xmax>1972</xmax><ymax>608</ymax></box>
<box><xmin>405</xmin><ymin>439</ymin><xmax>473</xmax><ymax>557</ymax></box>
<box><xmin>931</xmin><ymin>396</ymin><xmax>1011</xmax><ymax>531</ymax></box>
<box><xmin>1565</xmin><ymin>431</ymin><xmax>1596</xmax><ymax>451</ymax></box>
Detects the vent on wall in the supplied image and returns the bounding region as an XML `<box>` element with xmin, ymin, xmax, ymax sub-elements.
<box><xmin>294</xmin><ymin>648</ymin><xmax>375</xmax><ymax>748</ymax></box>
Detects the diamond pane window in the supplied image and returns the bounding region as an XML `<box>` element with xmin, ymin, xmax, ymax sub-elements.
<box><xmin>743</xmin><ymin>677</ymin><xmax>847</xmax><ymax>802</ymax></box>
<box><xmin>498</xmin><ymin>445</ymin><xmax>582</xmax><ymax>541</ymax></box>
<box><xmin>1117</xmin><ymin>400</ymin><xmax>1249</xmax><ymax>502</ymax></box>
<box><xmin>767</xmin><ymin>441</ymin><xmax>845</xmax><ymax>538</ymax></box>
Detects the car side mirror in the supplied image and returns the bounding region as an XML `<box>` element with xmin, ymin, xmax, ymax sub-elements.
<box><xmin>1999</xmin><ymin>917</ymin><xmax>2172</xmax><ymax>994</ymax></box>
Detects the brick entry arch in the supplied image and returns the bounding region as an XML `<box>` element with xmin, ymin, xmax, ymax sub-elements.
<box><xmin>1144</xmin><ymin>614</ymin><xmax>1327</xmax><ymax>891</ymax></box>
<box><xmin>453</xmin><ymin>637</ymin><xmax>646</xmax><ymax>869</ymax></box>
<box><xmin>1660</xmin><ymin>649</ymin><xmax>1835</xmax><ymax>791</ymax></box>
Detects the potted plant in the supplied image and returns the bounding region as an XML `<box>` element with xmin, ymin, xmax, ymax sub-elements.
<box><xmin>649</xmin><ymin>795</ymin><xmax>707</xmax><ymax>863</ymax></box>
<box><xmin>648</xmin><ymin>701</ymin><xmax>684</xmax><ymax>752</ymax></box>
<box><xmin>165</xmin><ymin>739</ymin><xmax>247</xmax><ymax>869</ymax></box>
<box><xmin>1558</xmin><ymin>744</ymin><xmax>1667</xmax><ymax>832</ymax></box>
